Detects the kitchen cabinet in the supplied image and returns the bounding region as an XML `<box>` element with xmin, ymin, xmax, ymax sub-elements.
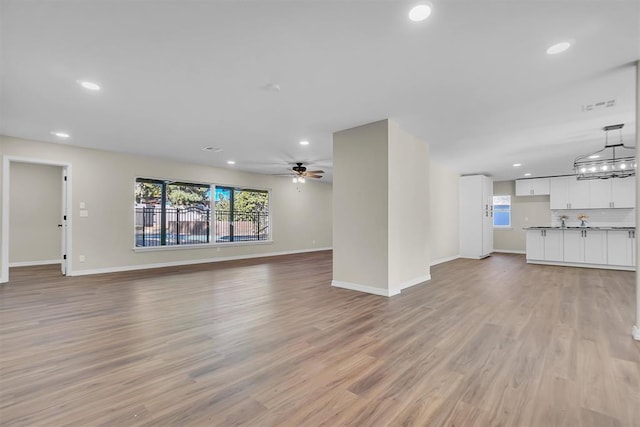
<box><xmin>563</xmin><ymin>229</ymin><xmax>607</xmax><ymax>264</ymax></box>
<box><xmin>515</xmin><ymin>178</ymin><xmax>550</xmax><ymax>196</ymax></box>
<box><xmin>607</xmin><ymin>230</ymin><xmax>635</xmax><ymax>267</ymax></box>
<box><xmin>550</xmin><ymin>176</ymin><xmax>635</xmax><ymax>209</ymax></box>
<box><xmin>526</xmin><ymin>229</ymin><xmax>563</xmax><ymax>261</ymax></box>
<box><xmin>550</xmin><ymin>177</ymin><xmax>589</xmax><ymax>209</ymax></box>
<box><xmin>611</xmin><ymin>177</ymin><xmax>635</xmax><ymax>208</ymax></box>
<box><xmin>588</xmin><ymin>179</ymin><xmax>612</xmax><ymax>208</ymax></box>
<box><xmin>589</xmin><ymin>177</ymin><xmax>635</xmax><ymax>208</ymax></box>
<box><xmin>459</xmin><ymin>175</ymin><xmax>493</xmax><ymax>259</ymax></box>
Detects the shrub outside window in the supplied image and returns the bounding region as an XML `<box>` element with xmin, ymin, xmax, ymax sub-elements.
<box><xmin>135</xmin><ymin>179</ymin><xmax>211</xmax><ymax>247</ymax></box>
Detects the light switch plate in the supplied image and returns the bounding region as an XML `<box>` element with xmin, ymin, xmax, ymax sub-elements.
<box><xmin>79</xmin><ymin>202</ymin><xmax>86</xmax><ymax>209</ymax></box>
<box><xmin>79</xmin><ymin>210</ymin><xmax>89</xmax><ymax>217</ymax></box>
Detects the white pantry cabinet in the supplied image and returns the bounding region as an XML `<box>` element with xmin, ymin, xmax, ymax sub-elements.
<box><xmin>607</xmin><ymin>230</ymin><xmax>635</xmax><ymax>267</ymax></box>
<box><xmin>460</xmin><ymin>175</ymin><xmax>493</xmax><ymax>259</ymax></box>
<box><xmin>515</xmin><ymin>178</ymin><xmax>550</xmax><ymax>196</ymax></box>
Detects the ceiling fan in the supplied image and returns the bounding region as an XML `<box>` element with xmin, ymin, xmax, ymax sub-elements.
<box><xmin>278</xmin><ymin>162</ymin><xmax>324</xmax><ymax>183</ymax></box>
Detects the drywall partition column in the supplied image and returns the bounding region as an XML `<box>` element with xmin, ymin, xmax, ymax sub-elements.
<box><xmin>0</xmin><ymin>146</ymin><xmax>5</xmax><ymax>283</ymax></box>
<box><xmin>332</xmin><ymin>120</ymin><xmax>391</xmax><ymax>296</ymax></box>
<box><xmin>634</xmin><ymin>60</ymin><xmax>640</xmax><ymax>341</ymax></box>
<box><xmin>430</xmin><ymin>162</ymin><xmax>460</xmax><ymax>264</ymax></box>
<box><xmin>387</xmin><ymin>120</ymin><xmax>430</xmax><ymax>293</ymax></box>
<box><xmin>332</xmin><ymin>119</ymin><xmax>431</xmax><ymax>296</ymax></box>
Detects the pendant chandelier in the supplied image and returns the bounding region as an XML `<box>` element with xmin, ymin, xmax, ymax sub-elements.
<box><xmin>574</xmin><ymin>124</ymin><xmax>636</xmax><ymax>180</ymax></box>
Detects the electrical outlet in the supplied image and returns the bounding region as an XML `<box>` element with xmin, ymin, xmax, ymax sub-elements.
<box><xmin>312</xmin><ymin>240</ymin><xmax>316</xmax><ymax>245</ymax></box>
<box><xmin>79</xmin><ymin>255</ymin><xmax>85</xmax><ymax>262</ymax></box>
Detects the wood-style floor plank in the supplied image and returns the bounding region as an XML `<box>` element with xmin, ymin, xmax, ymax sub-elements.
<box><xmin>1</xmin><ymin>252</ymin><xmax>638</xmax><ymax>426</ymax></box>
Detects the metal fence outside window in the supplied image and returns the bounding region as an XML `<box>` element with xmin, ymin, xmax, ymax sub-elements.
<box><xmin>214</xmin><ymin>210</ymin><xmax>270</xmax><ymax>242</ymax></box>
<box><xmin>135</xmin><ymin>207</ymin><xmax>269</xmax><ymax>246</ymax></box>
<box><xmin>135</xmin><ymin>207</ymin><xmax>210</xmax><ymax>246</ymax></box>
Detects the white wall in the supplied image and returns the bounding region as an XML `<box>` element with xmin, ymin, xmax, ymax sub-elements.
<box><xmin>493</xmin><ymin>180</ymin><xmax>550</xmax><ymax>253</ymax></box>
<box><xmin>1</xmin><ymin>135</ymin><xmax>332</xmax><ymax>279</ymax></box>
<box><xmin>332</xmin><ymin>120</ymin><xmax>389</xmax><ymax>291</ymax></box>
<box><xmin>388</xmin><ymin>120</ymin><xmax>430</xmax><ymax>290</ymax></box>
<box><xmin>9</xmin><ymin>163</ymin><xmax>62</xmax><ymax>264</ymax></box>
<box><xmin>429</xmin><ymin>162</ymin><xmax>460</xmax><ymax>264</ymax></box>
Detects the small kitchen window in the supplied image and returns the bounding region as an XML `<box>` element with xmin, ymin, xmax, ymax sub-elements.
<box><xmin>493</xmin><ymin>195</ymin><xmax>511</xmax><ymax>228</ymax></box>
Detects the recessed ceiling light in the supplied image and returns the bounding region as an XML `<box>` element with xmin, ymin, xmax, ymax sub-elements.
<box><xmin>513</xmin><ymin>163</ymin><xmax>522</xmax><ymax>167</ymax></box>
<box><xmin>409</xmin><ymin>4</ymin><xmax>432</xmax><ymax>22</ymax></box>
<box><xmin>227</xmin><ymin>160</ymin><xmax>236</xmax><ymax>165</ymax></box>
<box><xmin>77</xmin><ymin>80</ymin><xmax>101</xmax><ymax>91</ymax></box>
<box><xmin>588</xmin><ymin>154</ymin><xmax>600</xmax><ymax>159</ymax></box>
<box><xmin>546</xmin><ymin>41</ymin><xmax>571</xmax><ymax>55</ymax></box>
<box><xmin>299</xmin><ymin>140</ymin><xmax>309</xmax><ymax>146</ymax></box>
<box><xmin>50</xmin><ymin>131</ymin><xmax>70</xmax><ymax>138</ymax></box>
<box><xmin>524</xmin><ymin>173</ymin><xmax>532</xmax><ymax>177</ymax></box>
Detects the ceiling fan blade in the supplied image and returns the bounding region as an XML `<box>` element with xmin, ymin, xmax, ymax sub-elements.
<box><xmin>305</xmin><ymin>170</ymin><xmax>324</xmax><ymax>174</ymax></box>
<box><xmin>305</xmin><ymin>174</ymin><xmax>323</xmax><ymax>178</ymax></box>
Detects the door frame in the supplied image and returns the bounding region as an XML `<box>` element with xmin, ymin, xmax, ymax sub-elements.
<box><xmin>1</xmin><ymin>156</ymin><xmax>73</xmax><ymax>283</ymax></box>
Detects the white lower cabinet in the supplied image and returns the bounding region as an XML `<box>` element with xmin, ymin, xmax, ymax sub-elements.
<box><xmin>563</xmin><ymin>229</ymin><xmax>607</xmax><ymax>264</ymax></box>
<box><xmin>607</xmin><ymin>230</ymin><xmax>635</xmax><ymax>267</ymax></box>
<box><xmin>525</xmin><ymin>229</ymin><xmax>563</xmax><ymax>261</ymax></box>
<box><xmin>527</xmin><ymin>228</ymin><xmax>632</xmax><ymax>270</ymax></box>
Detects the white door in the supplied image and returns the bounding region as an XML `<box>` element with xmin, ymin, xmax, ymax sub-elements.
<box><xmin>563</xmin><ymin>230</ymin><xmax>584</xmax><ymax>263</ymax></box>
<box><xmin>550</xmin><ymin>177</ymin><xmax>569</xmax><ymax>209</ymax></box>
<box><xmin>568</xmin><ymin>178</ymin><xmax>590</xmax><ymax>209</ymax></box>
<box><xmin>61</xmin><ymin>171</ymin><xmax>68</xmax><ymax>275</ymax></box>
<box><xmin>482</xmin><ymin>177</ymin><xmax>493</xmax><ymax>256</ymax></box>
<box><xmin>607</xmin><ymin>231</ymin><xmax>634</xmax><ymax>266</ymax></box>
<box><xmin>526</xmin><ymin>230</ymin><xmax>545</xmax><ymax>260</ymax></box>
<box><xmin>583</xmin><ymin>230</ymin><xmax>607</xmax><ymax>264</ymax></box>
<box><xmin>611</xmin><ymin>177</ymin><xmax>635</xmax><ymax>208</ymax></box>
<box><xmin>587</xmin><ymin>179</ymin><xmax>611</xmax><ymax>209</ymax></box>
<box><xmin>544</xmin><ymin>230</ymin><xmax>564</xmax><ymax>262</ymax></box>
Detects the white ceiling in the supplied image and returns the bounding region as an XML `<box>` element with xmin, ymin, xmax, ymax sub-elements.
<box><xmin>1</xmin><ymin>0</ymin><xmax>639</xmax><ymax>182</ymax></box>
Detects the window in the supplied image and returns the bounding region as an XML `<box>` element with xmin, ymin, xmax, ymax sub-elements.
<box><xmin>215</xmin><ymin>187</ymin><xmax>270</xmax><ymax>242</ymax></box>
<box><xmin>135</xmin><ymin>178</ymin><xmax>211</xmax><ymax>246</ymax></box>
<box><xmin>493</xmin><ymin>195</ymin><xmax>511</xmax><ymax>228</ymax></box>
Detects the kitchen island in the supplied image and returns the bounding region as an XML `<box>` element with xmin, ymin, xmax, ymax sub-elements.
<box><xmin>524</xmin><ymin>226</ymin><xmax>635</xmax><ymax>271</ymax></box>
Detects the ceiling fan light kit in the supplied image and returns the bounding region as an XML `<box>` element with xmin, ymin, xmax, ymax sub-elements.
<box><xmin>290</xmin><ymin>162</ymin><xmax>324</xmax><ymax>184</ymax></box>
<box><xmin>573</xmin><ymin>124</ymin><xmax>636</xmax><ymax>180</ymax></box>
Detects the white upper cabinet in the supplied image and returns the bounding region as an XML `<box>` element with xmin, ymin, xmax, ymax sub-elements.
<box><xmin>515</xmin><ymin>178</ymin><xmax>550</xmax><ymax>196</ymax></box>
<box><xmin>588</xmin><ymin>179</ymin><xmax>611</xmax><ymax>209</ymax></box>
<box><xmin>549</xmin><ymin>176</ymin><xmax>635</xmax><ymax>209</ymax></box>
<box><xmin>611</xmin><ymin>177</ymin><xmax>635</xmax><ymax>208</ymax></box>
<box><xmin>550</xmin><ymin>177</ymin><xmax>589</xmax><ymax>209</ymax></box>
<box><xmin>550</xmin><ymin>177</ymin><xmax>570</xmax><ymax>209</ymax></box>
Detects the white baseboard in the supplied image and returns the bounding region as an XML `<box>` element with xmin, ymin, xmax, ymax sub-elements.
<box><xmin>331</xmin><ymin>280</ymin><xmax>399</xmax><ymax>297</ymax></box>
<box><xmin>430</xmin><ymin>255</ymin><xmax>459</xmax><ymax>266</ymax></box>
<box><xmin>493</xmin><ymin>249</ymin><xmax>526</xmax><ymax>255</ymax></box>
<box><xmin>69</xmin><ymin>247</ymin><xmax>332</xmax><ymax>277</ymax></box>
<box><xmin>9</xmin><ymin>259</ymin><xmax>61</xmax><ymax>267</ymax></box>
<box><xmin>527</xmin><ymin>259</ymin><xmax>635</xmax><ymax>271</ymax></box>
<box><xmin>397</xmin><ymin>274</ymin><xmax>431</xmax><ymax>291</ymax></box>
<box><xmin>633</xmin><ymin>325</ymin><xmax>640</xmax><ymax>341</ymax></box>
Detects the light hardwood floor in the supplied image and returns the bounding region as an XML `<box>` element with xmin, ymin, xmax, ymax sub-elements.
<box><xmin>1</xmin><ymin>251</ymin><xmax>638</xmax><ymax>426</ymax></box>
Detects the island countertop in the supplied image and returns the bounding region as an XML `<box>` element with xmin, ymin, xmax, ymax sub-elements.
<box><xmin>523</xmin><ymin>226</ymin><xmax>636</xmax><ymax>230</ymax></box>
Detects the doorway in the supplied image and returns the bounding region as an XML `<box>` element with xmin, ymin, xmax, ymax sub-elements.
<box><xmin>1</xmin><ymin>157</ymin><xmax>72</xmax><ymax>283</ymax></box>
